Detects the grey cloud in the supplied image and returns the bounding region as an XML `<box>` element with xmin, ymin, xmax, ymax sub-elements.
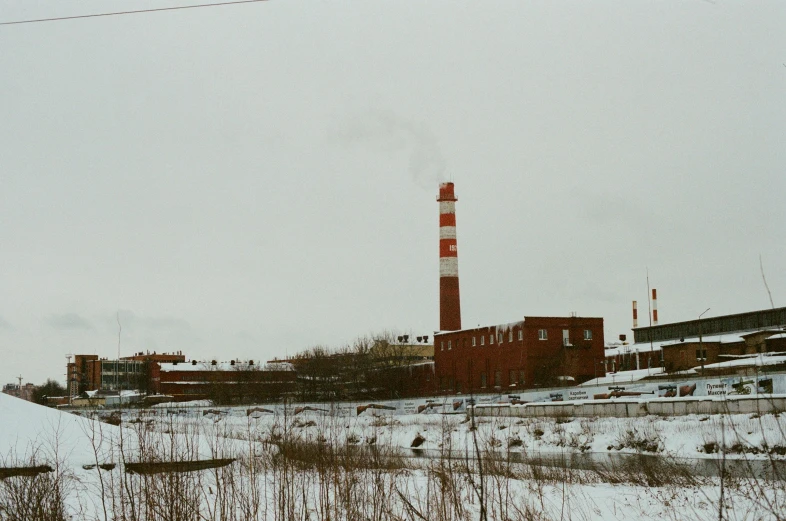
<box><xmin>46</xmin><ymin>313</ymin><xmax>93</xmax><ymax>330</ymax></box>
<box><xmin>330</xmin><ymin>111</ymin><xmax>447</xmax><ymax>189</ymax></box>
<box><xmin>577</xmin><ymin>191</ymin><xmax>650</xmax><ymax>226</ymax></box>
<box><xmin>115</xmin><ymin>310</ymin><xmax>191</xmax><ymax>331</ymax></box>
<box><xmin>0</xmin><ymin>316</ymin><xmax>11</xmax><ymax>330</ymax></box>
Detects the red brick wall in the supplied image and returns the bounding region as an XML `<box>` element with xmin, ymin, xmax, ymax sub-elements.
<box><xmin>434</xmin><ymin>316</ymin><xmax>604</xmax><ymax>393</ymax></box>
<box><xmin>662</xmin><ymin>341</ymin><xmax>723</xmax><ymax>373</ymax></box>
<box><xmin>157</xmin><ymin>367</ymin><xmax>297</xmax><ymax>401</ymax></box>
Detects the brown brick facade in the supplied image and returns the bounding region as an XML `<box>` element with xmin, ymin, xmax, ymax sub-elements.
<box><xmin>434</xmin><ymin>316</ymin><xmax>604</xmax><ymax>393</ymax></box>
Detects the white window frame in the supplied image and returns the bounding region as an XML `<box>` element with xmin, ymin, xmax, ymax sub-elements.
<box><xmin>448</xmin><ymin>340</ymin><xmax>452</xmax><ymax>350</ymax></box>
<box><xmin>508</xmin><ymin>331</ymin><xmax>513</xmax><ymax>342</ymax></box>
<box><xmin>518</xmin><ymin>330</ymin><xmax>523</xmax><ymax>341</ymax></box>
<box><xmin>481</xmin><ymin>336</ymin><xmax>485</xmax><ymax>346</ymax></box>
<box><xmin>538</xmin><ymin>329</ymin><xmax>548</xmax><ymax>340</ymax></box>
<box><xmin>472</xmin><ymin>336</ymin><xmax>476</xmax><ymax>347</ymax></box>
<box><xmin>583</xmin><ymin>329</ymin><xmax>592</xmax><ymax>341</ymax></box>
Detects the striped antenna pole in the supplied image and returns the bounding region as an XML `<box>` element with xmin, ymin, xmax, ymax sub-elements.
<box><xmin>651</xmin><ymin>289</ymin><xmax>658</xmax><ymax>325</ymax></box>
<box><xmin>632</xmin><ymin>301</ymin><xmax>638</xmax><ymax>328</ymax></box>
<box><xmin>437</xmin><ymin>182</ymin><xmax>462</xmax><ymax>331</ymax></box>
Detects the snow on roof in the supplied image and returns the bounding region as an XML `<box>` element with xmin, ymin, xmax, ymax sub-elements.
<box><xmin>607</xmin><ymin>330</ymin><xmax>786</xmax><ymax>357</ymax></box>
<box><xmin>699</xmin><ymin>354</ymin><xmax>786</xmax><ymax>370</ymax></box>
<box><xmin>151</xmin><ymin>399</ymin><xmax>212</xmax><ymax>408</ymax></box>
<box><xmin>579</xmin><ymin>367</ymin><xmax>664</xmax><ymax>387</ymax></box>
<box><xmin>434</xmin><ymin>321</ymin><xmax>523</xmax><ymax>335</ymax></box>
<box><xmin>740</xmin><ymin>330</ymin><xmax>786</xmax><ymax>339</ymax></box>
<box><xmin>436</xmin><ymin>317</ymin><xmax>601</xmax><ymax>336</ymax></box>
<box><xmin>160</xmin><ymin>361</ymin><xmax>295</xmax><ymax>372</ymax></box>
<box><xmin>604</xmin><ymin>341</ymin><xmax>671</xmax><ymax>356</ymax></box>
<box><xmin>719</xmin><ymin>351</ymin><xmax>786</xmax><ymax>359</ymax></box>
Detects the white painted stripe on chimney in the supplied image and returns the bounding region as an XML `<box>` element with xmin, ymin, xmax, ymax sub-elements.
<box><xmin>439</xmin><ymin>226</ymin><xmax>456</xmax><ymax>239</ymax></box>
<box><xmin>440</xmin><ymin>257</ymin><xmax>459</xmax><ymax>277</ymax></box>
<box><xmin>439</xmin><ymin>201</ymin><xmax>455</xmax><ymax>214</ymax></box>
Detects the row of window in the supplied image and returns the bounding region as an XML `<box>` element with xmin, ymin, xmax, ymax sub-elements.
<box><xmin>101</xmin><ymin>361</ymin><xmax>144</xmax><ymax>373</ymax></box>
<box><xmin>479</xmin><ymin>370</ymin><xmax>526</xmax><ymax>388</ymax></box>
<box><xmin>440</xmin><ymin>329</ymin><xmax>593</xmax><ymax>350</ymax></box>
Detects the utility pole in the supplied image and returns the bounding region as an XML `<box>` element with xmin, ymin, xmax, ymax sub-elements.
<box><xmin>699</xmin><ymin>308</ymin><xmax>711</xmax><ymax>374</ymax></box>
<box><xmin>116</xmin><ymin>312</ymin><xmax>121</xmax><ymax>397</ymax></box>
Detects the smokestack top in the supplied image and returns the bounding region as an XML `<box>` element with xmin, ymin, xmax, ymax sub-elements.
<box><xmin>437</xmin><ymin>182</ymin><xmax>457</xmax><ymax>202</ymax></box>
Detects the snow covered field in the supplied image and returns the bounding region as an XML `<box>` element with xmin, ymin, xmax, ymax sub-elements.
<box><xmin>2</xmin><ymin>392</ymin><xmax>786</xmax><ymax>520</ymax></box>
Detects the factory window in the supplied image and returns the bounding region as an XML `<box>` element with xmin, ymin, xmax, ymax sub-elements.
<box><xmin>508</xmin><ymin>331</ymin><xmax>513</xmax><ymax>342</ymax></box>
<box><xmin>696</xmin><ymin>349</ymin><xmax>707</xmax><ymax>361</ymax></box>
<box><xmin>563</xmin><ymin>329</ymin><xmax>571</xmax><ymax>346</ymax></box>
<box><xmin>584</xmin><ymin>330</ymin><xmax>593</xmax><ymax>341</ymax></box>
<box><xmin>448</xmin><ymin>341</ymin><xmax>452</xmax><ymax>350</ymax></box>
<box><xmin>490</xmin><ymin>335</ymin><xmax>494</xmax><ymax>345</ymax></box>
<box><xmin>480</xmin><ymin>336</ymin><xmax>485</xmax><ymax>346</ymax></box>
<box><xmin>519</xmin><ymin>370</ymin><xmax>526</xmax><ymax>386</ymax></box>
<box><xmin>538</xmin><ymin>329</ymin><xmax>547</xmax><ymax>340</ymax></box>
<box><xmin>472</xmin><ymin>336</ymin><xmax>476</xmax><ymax>346</ymax></box>
<box><xmin>498</xmin><ymin>333</ymin><xmax>503</xmax><ymax>344</ymax></box>
<box><xmin>509</xmin><ymin>370</ymin><xmax>517</xmax><ymax>385</ymax></box>
<box><xmin>440</xmin><ymin>341</ymin><xmax>444</xmax><ymax>351</ymax></box>
<box><xmin>480</xmin><ymin>372</ymin><xmax>487</xmax><ymax>388</ymax></box>
<box><xmin>518</xmin><ymin>330</ymin><xmax>523</xmax><ymax>341</ymax></box>
<box><xmin>494</xmin><ymin>370</ymin><xmax>502</xmax><ymax>387</ymax></box>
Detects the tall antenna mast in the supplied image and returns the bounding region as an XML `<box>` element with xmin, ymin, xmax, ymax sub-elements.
<box><xmin>65</xmin><ymin>354</ymin><xmax>73</xmax><ymax>404</ymax></box>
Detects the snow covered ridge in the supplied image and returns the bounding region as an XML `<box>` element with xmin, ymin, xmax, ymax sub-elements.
<box><xmin>0</xmin><ymin>392</ymin><xmax>243</xmax><ymax>468</ymax></box>
<box><xmin>3</xmin><ymin>386</ymin><xmax>786</xmax><ymax>520</ymax></box>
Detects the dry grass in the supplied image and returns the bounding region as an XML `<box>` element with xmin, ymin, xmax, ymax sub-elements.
<box><xmin>1</xmin><ymin>406</ymin><xmax>786</xmax><ymax>521</ymax></box>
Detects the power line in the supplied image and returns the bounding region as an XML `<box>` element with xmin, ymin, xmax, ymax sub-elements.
<box><xmin>0</xmin><ymin>0</ymin><xmax>269</xmax><ymax>26</ymax></box>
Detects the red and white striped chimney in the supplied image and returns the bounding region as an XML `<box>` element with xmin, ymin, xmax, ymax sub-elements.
<box><xmin>632</xmin><ymin>301</ymin><xmax>638</xmax><ymax>328</ymax></box>
<box><xmin>651</xmin><ymin>289</ymin><xmax>658</xmax><ymax>325</ymax></box>
<box><xmin>438</xmin><ymin>182</ymin><xmax>462</xmax><ymax>331</ymax></box>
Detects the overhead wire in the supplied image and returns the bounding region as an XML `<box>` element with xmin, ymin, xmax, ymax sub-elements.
<box><xmin>0</xmin><ymin>0</ymin><xmax>269</xmax><ymax>26</ymax></box>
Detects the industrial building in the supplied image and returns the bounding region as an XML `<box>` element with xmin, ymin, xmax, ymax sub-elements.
<box><xmin>644</xmin><ymin>307</ymin><xmax>786</xmax><ymax>373</ymax></box>
<box><xmin>1</xmin><ymin>382</ymin><xmax>35</xmax><ymax>402</ymax></box>
<box><xmin>67</xmin><ymin>351</ymin><xmax>186</xmax><ymax>395</ymax></box>
<box><xmin>434</xmin><ymin>317</ymin><xmax>605</xmax><ymax>392</ymax></box>
<box><xmin>155</xmin><ymin>360</ymin><xmax>296</xmax><ymax>403</ymax></box>
<box><xmin>605</xmin><ymin>305</ymin><xmax>786</xmax><ymax>374</ymax></box>
<box><xmin>433</xmin><ymin>182</ymin><xmax>606</xmax><ymax>392</ymax></box>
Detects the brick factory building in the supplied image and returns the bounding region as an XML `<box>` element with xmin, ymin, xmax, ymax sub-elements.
<box><xmin>67</xmin><ymin>351</ymin><xmax>186</xmax><ymax>395</ymax></box>
<box><xmin>434</xmin><ymin>316</ymin><xmax>604</xmax><ymax>392</ymax></box>
<box><xmin>2</xmin><ymin>382</ymin><xmax>36</xmax><ymax>402</ymax></box>
<box><xmin>155</xmin><ymin>360</ymin><xmax>296</xmax><ymax>403</ymax></box>
<box><xmin>623</xmin><ymin>307</ymin><xmax>786</xmax><ymax>373</ymax></box>
<box><xmin>432</xmin><ymin>182</ymin><xmax>605</xmax><ymax>393</ymax></box>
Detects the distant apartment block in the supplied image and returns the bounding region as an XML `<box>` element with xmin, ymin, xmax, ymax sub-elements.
<box><xmin>2</xmin><ymin>382</ymin><xmax>35</xmax><ymax>402</ymax></box>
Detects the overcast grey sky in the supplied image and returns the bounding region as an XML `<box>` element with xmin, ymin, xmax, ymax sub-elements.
<box><xmin>1</xmin><ymin>0</ymin><xmax>784</xmax><ymax>387</ymax></box>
